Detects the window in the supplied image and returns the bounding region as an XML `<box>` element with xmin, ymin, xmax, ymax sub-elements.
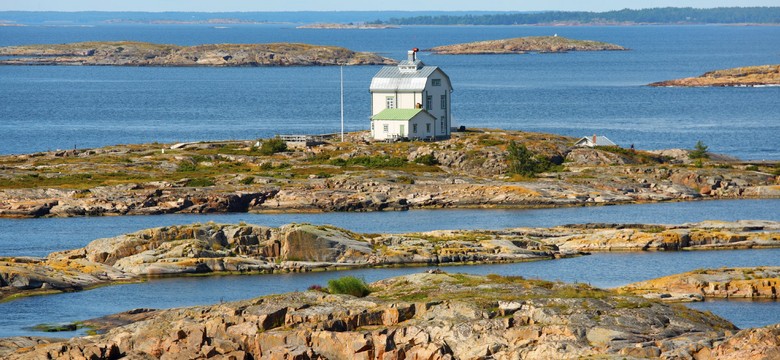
<box><xmin>413</xmin><ymin>124</ymin><xmax>418</xmax><ymax>133</ymax></box>
<box><xmin>440</xmin><ymin>94</ymin><xmax>447</xmax><ymax>110</ymax></box>
<box><xmin>386</xmin><ymin>96</ymin><xmax>395</xmax><ymax>109</ymax></box>
<box><xmin>441</xmin><ymin>116</ymin><xmax>446</xmax><ymax>132</ymax></box>
<box><xmin>432</xmin><ymin>79</ymin><xmax>441</xmax><ymax>86</ymax></box>
<box><xmin>426</xmin><ymin>123</ymin><xmax>431</xmax><ymax>132</ymax></box>
<box><xmin>426</xmin><ymin>95</ymin><xmax>432</xmax><ymax>110</ymax></box>
<box><xmin>382</xmin><ymin>124</ymin><xmax>389</xmax><ymax>133</ymax></box>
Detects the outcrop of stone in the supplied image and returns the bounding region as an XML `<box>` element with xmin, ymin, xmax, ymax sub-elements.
<box><xmin>2</xmin><ymin>220</ymin><xmax>777</xmax><ymax>302</ymax></box>
<box><xmin>0</xmin><ymin>130</ymin><xmax>776</xmax><ymax>219</ymax></box>
<box><xmin>0</xmin><ymin>41</ymin><xmax>395</xmax><ymax>66</ymax></box>
<box><xmin>427</xmin><ymin>36</ymin><xmax>626</xmax><ymax>54</ymax></box>
<box><xmin>537</xmin><ymin>220</ymin><xmax>780</xmax><ymax>252</ymax></box>
<box><xmin>620</xmin><ymin>266</ymin><xmax>780</xmax><ymax>301</ymax></box>
<box><xmin>2</xmin><ymin>273</ymin><xmax>743</xmax><ymax>359</ymax></box>
<box><xmin>649</xmin><ymin>64</ymin><xmax>780</xmax><ymax>87</ymax></box>
<box><xmin>0</xmin><ymin>222</ymin><xmax>563</xmax><ymax>301</ymax></box>
<box><xmin>706</xmin><ymin>324</ymin><xmax>780</xmax><ymax>360</ymax></box>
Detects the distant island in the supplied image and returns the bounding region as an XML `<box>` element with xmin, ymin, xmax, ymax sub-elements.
<box><xmin>3</xmin><ymin>8</ymin><xmax>779</xmax><ymax>26</ymax></box>
<box><xmin>650</xmin><ymin>64</ymin><xmax>780</xmax><ymax>87</ymax></box>
<box><xmin>297</xmin><ymin>23</ymin><xmax>398</xmax><ymax>29</ymax></box>
<box><xmin>371</xmin><ymin>7</ymin><xmax>780</xmax><ymax>25</ymax></box>
<box><xmin>427</xmin><ymin>36</ymin><xmax>626</xmax><ymax>54</ymax></box>
<box><xmin>0</xmin><ymin>41</ymin><xmax>394</xmax><ymax>67</ymax></box>
<box><xmin>101</xmin><ymin>18</ymin><xmax>271</xmax><ymax>25</ymax></box>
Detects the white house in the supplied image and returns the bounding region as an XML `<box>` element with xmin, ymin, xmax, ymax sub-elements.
<box><xmin>369</xmin><ymin>49</ymin><xmax>453</xmax><ymax>140</ymax></box>
<box><xmin>575</xmin><ymin>135</ymin><xmax>617</xmax><ymax>148</ymax></box>
<box><xmin>370</xmin><ymin>109</ymin><xmax>437</xmax><ymax>141</ymax></box>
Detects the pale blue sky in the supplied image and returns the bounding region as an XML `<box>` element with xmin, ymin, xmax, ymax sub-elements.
<box><xmin>1</xmin><ymin>0</ymin><xmax>778</xmax><ymax>12</ymax></box>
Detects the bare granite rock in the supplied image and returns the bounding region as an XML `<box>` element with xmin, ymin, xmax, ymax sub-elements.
<box><xmin>1</xmin><ymin>220</ymin><xmax>777</xmax><ymax>302</ymax></box>
<box><xmin>620</xmin><ymin>266</ymin><xmax>780</xmax><ymax>301</ymax></box>
<box><xmin>2</xmin><ymin>273</ymin><xmax>744</xmax><ymax>359</ymax></box>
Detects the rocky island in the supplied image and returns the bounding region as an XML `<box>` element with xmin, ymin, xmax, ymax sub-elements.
<box><xmin>6</xmin><ymin>271</ymin><xmax>780</xmax><ymax>359</ymax></box>
<box><xmin>426</xmin><ymin>36</ymin><xmax>626</xmax><ymax>54</ymax></box>
<box><xmin>621</xmin><ymin>266</ymin><xmax>780</xmax><ymax>301</ymax></box>
<box><xmin>0</xmin><ymin>41</ymin><xmax>395</xmax><ymax>66</ymax></box>
<box><xmin>0</xmin><ymin>129</ymin><xmax>777</xmax><ymax>218</ymax></box>
<box><xmin>649</xmin><ymin>64</ymin><xmax>780</xmax><ymax>87</ymax></box>
<box><xmin>2</xmin><ymin>220</ymin><xmax>777</xmax><ymax>302</ymax></box>
<box><xmin>297</xmin><ymin>23</ymin><xmax>398</xmax><ymax>29</ymax></box>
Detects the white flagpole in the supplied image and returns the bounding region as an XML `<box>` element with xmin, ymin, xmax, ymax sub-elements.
<box><xmin>340</xmin><ymin>65</ymin><xmax>344</xmax><ymax>142</ymax></box>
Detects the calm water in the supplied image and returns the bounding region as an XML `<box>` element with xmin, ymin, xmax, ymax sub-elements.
<box><xmin>1</xmin><ymin>248</ymin><xmax>778</xmax><ymax>338</ymax></box>
<box><xmin>1</xmin><ymin>199</ymin><xmax>777</xmax><ymax>257</ymax></box>
<box><xmin>0</xmin><ymin>24</ymin><xmax>778</xmax><ymax>339</ymax></box>
<box><xmin>1</xmin><ymin>25</ymin><xmax>779</xmax><ymax>158</ymax></box>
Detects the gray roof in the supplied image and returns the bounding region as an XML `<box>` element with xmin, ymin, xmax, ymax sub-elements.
<box><xmin>575</xmin><ymin>136</ymin><xmax>617</xmax><ymax>147</ymax></box>
<box><xmin>370</xmin><ymin>65</ymin><xmax>443</xmax><ymax>92</ymax></box>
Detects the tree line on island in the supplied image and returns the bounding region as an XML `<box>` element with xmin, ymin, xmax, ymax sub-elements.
<box><xmin>370</xmin><ymin>7</ymin><xmax>780</xmax><ymax>25</ymax></box>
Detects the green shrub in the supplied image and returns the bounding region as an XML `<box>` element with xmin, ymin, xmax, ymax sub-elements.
<box><xmin>506</xmin><ymin>141</ymin><xmax>554</xmax><ymax>177</ymax></box>
<box><xmin>745</xmin><ymin>165</ymin><xmax>759</xmax><ymax>171</ymax></box>
<box><xmin>327</xmin><ymin>276</ymin><xmax>371</xmax><ymax>297</ymax></box>
<box><xmin>185</xmin><ymin>178</ymin><xmax>215</xmax><ymax>187</ymax></box>
<box><xmin>478</xmin><ymin>138</ymin><xmax>504</xmax><ymax>147</ymax></box>
<box><xmin>177</xmin><ymin>160</ymin><xmax>198</xmax><ymax>172</ymax></box>
<box><xmin>414</xmin><ymin>154</ymin><xmax>439</xmax><ymax>166</ymax></box>
<box><xmin>259</xmin><ymin>138</ymin><xmax>288</xmax><ymax>155</ymax></box>
<box><xmin>330</xmin><ymin>156</ymin><xmax>407</xmax><ymax>169</ymax></box>
<box><xmin>396</xmin><ymin>175</ymin><xmax>415</xmax><ymax>184</ymax></box>
<box><xmin>259</xmin><ymin>162</ymin><xmax>274</xmax><ymax>170</ymax></box>
<box><xmin>240</xmin><ymin>176</ymin><xmax>255</xmax><ymax>185</ymax></box>
<box><xmin>329</xmin><ymin>158</ymin><xmax>347</xmax><ymax>166</ymax></box>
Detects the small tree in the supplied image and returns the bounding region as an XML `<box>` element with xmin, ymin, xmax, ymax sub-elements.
<box><xmin>259</xmin><ymin>138</ymin><xmax>288</xmax><ymax>155</ymax></box>
<box><xmin>689</xmin><ymin>140</ymin><xmax>709</xmax><ymax>160</ymax></box>
<box><xmin>506</xmin><ymin>141</ymin><xmax>551</xmax><ymax>177</ymax></box>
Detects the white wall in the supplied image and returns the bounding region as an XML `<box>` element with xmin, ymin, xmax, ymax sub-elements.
<box><xmin>371</xmin><ymin>92</ymin><xmax>422</xmax><ymax>116</ymax></box>
<box><xmin>423</xmin><ymin>69</ymin><xmax>452</xmax><ymax>138</ymax></box>
<box><xmin>371</xmin><ymin>113</ymin><xmax>434</xmax><ymax>140</ymax></box>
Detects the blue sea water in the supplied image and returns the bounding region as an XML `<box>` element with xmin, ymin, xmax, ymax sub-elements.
<box><xmin>0</xmin><ymin>24</ymin><xmax>778</xmax><ymax>338</ymax></box>
<box><xmin>1</xmin><ymin>24</ymin><xmax>778</xmax><ymax>158</ymax></box>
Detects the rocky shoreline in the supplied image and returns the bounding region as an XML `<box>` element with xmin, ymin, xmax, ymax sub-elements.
<box><xmin>426</xmin><ymin>36</ymin><xmax>626</xmax><ymax>54</ymax></box>
<box><xmin>649</xmin><ymin>64</ymin><xmax>780</xmax><ymax>87</ymax></box>
<box><xmin>1</xmin><ymin>220</ymin><xmax>777</xmax><ymax>302</ymax></box>
<box><xmin>0</xmin><ymin>41</ymin><xmax>394</xmax><ymax>67</ymax></box>
<box><xmin>621</xmin><ymin>266</ymin><xmax>780</xmax><ymax>302</ymax></box>
<box><xmin>1</xmin><ymin>130</ymin><xmax>777</xmax><ymax>219</ymax></box>
<box><xmin>297</xmin><ymin>23</ymin><xmax>398</xmax><ymax>29</ymax></box>
<box><xmin>5</xmin><ymin>272</ymin><xmax>780</xmax><ymax>359</ymax></box>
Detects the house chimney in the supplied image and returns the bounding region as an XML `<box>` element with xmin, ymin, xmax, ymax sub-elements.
<box><xmin>407</xmin><ymin>50</ymin><xmax>415</xmax><ymax>62</ymax></box>
<box><xmin>592</xmin><ymin>134</ymin><xmax>597</xmax><ymax>145</ymax></box>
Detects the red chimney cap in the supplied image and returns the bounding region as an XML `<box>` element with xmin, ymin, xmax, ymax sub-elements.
<box><xmin>412</xmin><ymin>48</ymin><xmax>419</xmax><ymax>52</ymax></box>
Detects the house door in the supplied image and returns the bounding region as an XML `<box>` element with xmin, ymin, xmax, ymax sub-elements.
<box><xmin>399</xmin><ymin>125</ymin><xmax>405</xmax><ymax>136</ymax></box>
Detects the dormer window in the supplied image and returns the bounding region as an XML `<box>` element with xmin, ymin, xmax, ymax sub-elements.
<box><xmin>432</xmin><ymin>79</ymin><xmax>441</xmax><ymax>86</ymax></box>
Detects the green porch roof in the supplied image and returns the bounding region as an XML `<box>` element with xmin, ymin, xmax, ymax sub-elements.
<box><xmin>370</xmin><ymin>108</ymin><xmax>428</xmax><ymax>121</ymax></box>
